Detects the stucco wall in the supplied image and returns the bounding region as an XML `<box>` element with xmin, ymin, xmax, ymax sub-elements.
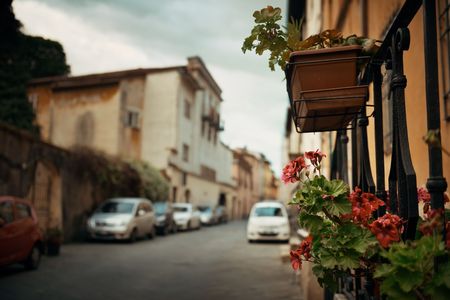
<box><xmin>141</xmin><ymin>71</ymin><xmax>179</xmax><ymax>169</ymax></box>
<box><xmin>29</xmin><ymin>84</ymin><xmax>121</xmax><ymax>156</ymax></box>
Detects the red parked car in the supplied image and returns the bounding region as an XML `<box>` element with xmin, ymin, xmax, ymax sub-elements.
<box><xmin>0</xmin><ymin>196</ymin><xmax>43</xmax><ymax>270</ymax></box>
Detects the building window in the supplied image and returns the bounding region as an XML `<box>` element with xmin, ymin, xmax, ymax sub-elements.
<box><xmin>172</xmin><ymin>187</ymin><xmax>177</xmax><ymax>203</ymax></box>
<box><xmin>439</xmin><ymin>0</ymin><xmax>450</xmax><ymax>120</ymax></box>
<box><xmin>184</xmin><ymin>99</ymin><xmax>191</xmax><ymax>119</ymax></box>
<box><xmin>182</xmin><ymin>144</ymin><xmax>189</xmax><ymax>162</ymax></box>
<box><xmin>125</xmin><ymin>109</ymin><xmax>140</xmax><ymax>129</ymax></box>
<box><xmin>28</xmin><ymin>94</ymin><xmax>38</xmax><ymax>112</ymax></box>
<box><xmin>200</xmin><ymin>165</ymin><xmax>216</xmax><ymax>181</ymax></box>
<box><xmin>182</xmin><ymin>172</ymin><xmax>187</xmax><ymax>186</ymax></box>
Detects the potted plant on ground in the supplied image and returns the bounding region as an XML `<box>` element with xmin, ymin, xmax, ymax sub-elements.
<box><xmin>282</xmin><ymin>151</ymin><xmax>450</xmax><ymax>299</ymax></box>
<box><xmin>242</xmin><ymin>6</ymin><xmax>379</xmax><ymax>132</ymax></box>
<box><xmin>45</xmin><ymin>227</ymin><xmax>63</xmax><ymax>256</ymax></box>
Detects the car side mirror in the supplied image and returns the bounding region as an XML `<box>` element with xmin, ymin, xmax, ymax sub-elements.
<box><xmin>0</xmin><ymin>217</ymin><xmax>5</xmax><ymax>227</ymax></box>
<box><xmin>137</xmin><ymin>209</ymin><xmax>146</xmax><ymax>216</ymax></box>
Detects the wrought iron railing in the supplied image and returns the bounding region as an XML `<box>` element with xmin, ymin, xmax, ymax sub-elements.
<box><xmin>329</xmin><ymin>0</ymin><xmax>448</xmax><ymax>299</ymax></box>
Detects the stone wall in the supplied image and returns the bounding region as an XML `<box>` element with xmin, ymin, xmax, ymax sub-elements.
<box><xmin>0</xmin><ymin>123</ymin><xmax>103</xmax><ymax>241</ymax></box>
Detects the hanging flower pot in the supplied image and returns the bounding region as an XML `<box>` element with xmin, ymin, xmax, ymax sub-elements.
<box><xmin>287</xmin><ymin>45</ymin><xmax>368</xmax><ymax>132</ymax></box>
<box><xmin>242</xmin><ymin>6</ymin><xmax>379</xmax><ymax>133</ymax></box>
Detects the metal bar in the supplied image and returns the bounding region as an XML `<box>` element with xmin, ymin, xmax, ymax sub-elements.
<box><xmin>373</xmin><ymin>64</ymin><xmax>387</xmax><ymax>216</ymax></box>
<box><xmin>357</xmin><ymin>110</ymin><xmax>375</xmax><ymax>193</ymax></box>
<box><xmin>389</xmin><ymin>28</ymin><xmax>418</xmax><ymax>240</ymax></box>
<box><xmin>352</xmin><ymin>120</ymin><xmax>358</xmax><ymax>189</ymax></box>
<box><xmin>423</xmin><ymin>0</ymin><xmax>449</xmax><ymax>213</ymax></box>
<box><xmin>360</xmin><ymin>0</ymin><xmax>368</xmax><ymax>36</ymax></box>
<box><xmin>335</xmin><ymin>0</ymin><xmax>352</xmax><ymax>31</ymax></box>
<box><xmin>362</xmin><ymin>0</ymin><xmax>422</xmax><ymax>84</ymax></box>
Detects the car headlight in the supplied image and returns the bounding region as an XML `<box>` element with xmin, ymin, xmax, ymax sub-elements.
<box><xmin>88</xmin><ymin>218</ymin><xmax>96</xmax><ymax>228</ymax></box>
<box><xmin>119</xmin><ymin>220</ymin><xmax>129</xmax><ymax>226</ymax></box>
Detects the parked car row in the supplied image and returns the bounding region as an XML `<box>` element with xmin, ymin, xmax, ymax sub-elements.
<box><xmin>86</xmin><ymin>198</ymin><xmax>229</xmax><ymax>242</ymax></box>
<box><xmin>198</xmin><ymin>205</ymin><xmax>229</xmax><ymax>225</ymax></box>
<box><xmin>0</xmin><ymin>195</ymin><xmax>231</xmax><ymax>270</ymax></box>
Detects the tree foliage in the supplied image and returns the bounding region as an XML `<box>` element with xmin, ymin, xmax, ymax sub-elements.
<box><xmin>0</xmin><ymin>0</ymin><xmax>70</xmax><ymax>133</ymax></box>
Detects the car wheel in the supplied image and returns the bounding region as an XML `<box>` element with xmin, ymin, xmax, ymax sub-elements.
<box><xmin>171</xmin><ymin>221</ymin><xmax>178</xmax><ymax>234</ymax></box>
<box><xmin>24</xmin><ymin>244</ymin><xmax>41</xmax><ymax>270</ymax></box>
<box><xmin>161</xmin><ymin>225</ymin><xmax>169</xmax><ymax>236</ymax></box>
<box><xmin>148</xmin><ymin>226</ymin><xmax>156</xmax><ymax>239</ymax></box>
<box><xmin>187</xmin><ymin>220</ymin><xmax>191</xmax><ymax>231</ymax></box>
<box><xmin>248</xmin><ymin>239</ymin><xmax>254</xmax><ymax>244</ymax></box>
<box><xmin>129</xmin><ymin>228</ymin><xmax>138</xmax><ymax>243</ymax></box>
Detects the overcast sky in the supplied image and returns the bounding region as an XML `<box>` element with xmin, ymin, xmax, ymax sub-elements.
<box><xmin>14</xmin><ymin>0</ymin><xmax>289</xmax><ymax>173</ymax></box>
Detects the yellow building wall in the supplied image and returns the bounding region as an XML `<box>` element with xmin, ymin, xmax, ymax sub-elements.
<box><xmin>118</xmin><ymin>77</ymin><xmax>145</xmax><ymax>160</ymax></box>
<box><xmin>321</xmin><ymin>0</ymin><xmax>450</xmax><ymax>190</ymax></box>
<box><xmin>29</xmin><ymin>84</ymin><xmax>121</xmax><ymax>156</ymax></box>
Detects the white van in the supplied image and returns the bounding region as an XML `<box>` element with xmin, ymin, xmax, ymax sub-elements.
<box><xmin>246</xmin><ymin>201</ymin><xmax>290</xmax><ymax>243</ymax></box>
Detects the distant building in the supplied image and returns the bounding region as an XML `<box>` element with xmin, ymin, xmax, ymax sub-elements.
<box><xmin>232</xmin><ymin>149</ymin><xmax>253</xmax><ymax>218</ymax></box>
<box><xmin>232</xmin><ymin>148</ymin><xmax>279</xmax><ymax>217</ymax></box>
<box><xmin>28</xmin><ymin>57</ymin><xmax>236</xmax><ymax>214</ymax></box>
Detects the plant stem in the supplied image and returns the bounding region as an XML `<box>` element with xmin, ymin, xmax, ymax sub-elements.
<box><xmin>413</xmin><ymin>289</ymin><xmax>426</xmax><ymax>300</ymax></box>
<box><xmin>322</xmin><ymin>207</ymin><xmax>343</xmax><ymax>225</ymax></box>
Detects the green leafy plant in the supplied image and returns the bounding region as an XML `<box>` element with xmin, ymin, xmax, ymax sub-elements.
<box><xmin>283</xmin><ymin>151</ymin><xmax>450</xmax><ymax>298</ymax></box>
<box><xmin>374</xmin><ymin>235</ymin><xmax>450</xmax><ymax>300</ymax></box>
<box><xmin>242</xmin><ymin>6</ymin><xmax>379</xmax><ymax>71</ymax></box>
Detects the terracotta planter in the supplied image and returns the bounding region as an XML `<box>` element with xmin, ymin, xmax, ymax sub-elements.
<box><xmin>295</xmin><ymin>85</ymin><xmax>368</xmax><ymax>132</ymax></box>
<box><xmin>287</xmin><ymin>45</ymin><xmax>367</xmax><ymax>132</ymax></box>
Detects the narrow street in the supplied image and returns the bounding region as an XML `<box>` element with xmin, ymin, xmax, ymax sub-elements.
<box><xmin>0</xmin><ymin>221</ymin><xmax>302</xmax><ymax>300</ymax></box>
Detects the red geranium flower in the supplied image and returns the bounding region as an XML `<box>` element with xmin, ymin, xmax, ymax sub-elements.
<box><xmin>290</xmin><ymin>250</ymin><xmax>302</xmax><ymax>270</ymax></box>
<box><xmin>417</xmin><ymin>187</ymin><xmax>431</xmax><ymax>203</ymax></box>
<box><xmin>369</xmin><ymin>213</ymin><xmax>404</xmax><ymax>248</ymax></box>
<box><xmin>281</xmin><ymin>156</ymin><xmax>307</xmax><ymax>184</ymax></box>
<box><xmin>347</xmin><ymin>187</ymin><xmax>385</xmax><ymax>225</ymax></box>
<box><xmin>304</xmin><ymin>149</ymin><xmax>326</xmax><ymax>168</ymax></box>
<box><xmin>289</xmin><ymin>236</ymin><xmax>313</xmax><ymax>271</ymax></box>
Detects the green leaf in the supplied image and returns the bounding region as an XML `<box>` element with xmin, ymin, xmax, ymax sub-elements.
<box><xmin>298</xmin><ymin>212</ymin><xmax>323</xmax><ymax>232</ymax></box>
<box><xmin>320</xmin><ymin>251</ymin><xmax>338</xmax><ymax>269</ymax></box>
<box><xmin>326</xmin><ymin>196</ymin><xmax>351</xmax><ymax>216</ymax></box>
<box><xmin>396</xmin><ymin>268</ymin><xmax>423</xmax><ymax>292</ymax></box>
<box><xmin>337</xmin><ymin>254</ymin><xmax>360</xmax><ymax>269</ymax></box>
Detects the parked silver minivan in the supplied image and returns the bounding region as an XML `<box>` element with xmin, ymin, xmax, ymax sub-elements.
<box><xmin>87</xmin><ymin>198</ymin><xmax>156</xmax><ymax>242</ymax></box>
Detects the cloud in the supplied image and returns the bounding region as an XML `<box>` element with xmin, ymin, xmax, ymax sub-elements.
<box><xmin>14</xmin><ymin>0</ymin><xmax>289</xmax><ymax>171</ymax></box>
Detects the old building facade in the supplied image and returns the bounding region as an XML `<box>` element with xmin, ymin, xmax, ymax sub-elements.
<box><xmin>28</xmin><ymin>57</ymin><xmax>236</xmax><ymax>214</ymax></box>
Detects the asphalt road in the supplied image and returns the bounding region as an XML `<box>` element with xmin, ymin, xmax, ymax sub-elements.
<box><xmin>0</xmin><ymin>221</ymin><xmax>302</xmax><ymax>300</ymax></box>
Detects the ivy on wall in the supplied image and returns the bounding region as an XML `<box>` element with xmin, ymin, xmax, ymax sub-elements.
<box><xmin>69</xmin><ymin>147</ymin><xmax>170</xmax><ymax>204</ymax></box>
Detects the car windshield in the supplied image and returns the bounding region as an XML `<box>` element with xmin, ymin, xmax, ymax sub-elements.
<box><xmin>198</xmin><ymin>206</ymin><xmax>211</xmax><ymax>212</ymax></box>
<box><xmin>173</xmin><ymin>206</ymin><xmax>188</xmax><ymax>212</ymax></box>
<box><xmin>253</xmin><ymin>206</ymin><xmax>283</xmax><ymax>217</ymax></box>
<box><xmin>154</xmin><ymin>203</ymin><xmax>167</xmax><ymax>215</ymax></box>
<box><xmin>99</xmin><ymin>202</ymin><xmax>134</xmax><ymax>214</ymax></box>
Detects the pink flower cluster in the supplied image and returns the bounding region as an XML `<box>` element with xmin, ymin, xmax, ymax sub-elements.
<box><xmin>281</xmin><ymin>150</ymin><xmax>326</xmax><ymax>184</ymax></box>
<box><xmin>281</xmin><ymin>156</ymin><xmax>307</xmax><ymax>184</ymax></box>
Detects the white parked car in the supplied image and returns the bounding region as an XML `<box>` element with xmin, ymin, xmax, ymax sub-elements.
<box><xmin>172</xmin><ymin>203</ymin><xmax>201</xmax><ymax>230</ymax></box>
<box><xmin>247</xmin><ymin>201</ymin><xmax>290</xmax><ymax>243</ymax></box>
<box><xmin>87</xmin><ymin>198</ymin><xmax>156</xmax><ymax>242</ymax></box>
